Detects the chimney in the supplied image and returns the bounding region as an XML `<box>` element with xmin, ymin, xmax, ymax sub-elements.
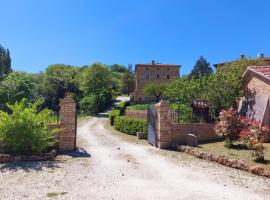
<box><xmin>151</xmin><ymin>60</ymin><xmax>155</xmax><ymax>65</ymax></box>
<box><xmin>240</xmin><ymin>52</ymin><xmax>245</xmax><ymax>60</ymax></box>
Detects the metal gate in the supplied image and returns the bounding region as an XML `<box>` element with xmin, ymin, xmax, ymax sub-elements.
<box><xmin>147</xmin><ymin>105</ymin><xmax>157</xmax><ymax>147</ymax></box>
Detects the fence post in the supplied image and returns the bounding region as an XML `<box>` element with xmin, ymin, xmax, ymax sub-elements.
<box><xmin>59</xmin><ymin>95</ymin><xmax>77</xmax><ymax>152</ymax></box>
<box><xmin>155</xmin><ymin>100</ymin><xmax>172</xmax><ymax>148</ymax></box>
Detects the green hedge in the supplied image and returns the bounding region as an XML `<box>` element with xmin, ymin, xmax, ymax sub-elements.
<box><xmin>114</xmin><ymin>116</ymin><xmax>147</xmax><ymax>136</ymax></box>
<box><xmin>109</xmin><ymin>101</ymin><xmax>129</xmax><ymax>125</ymax></box>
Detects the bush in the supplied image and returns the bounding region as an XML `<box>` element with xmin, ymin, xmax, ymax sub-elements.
<box><xmin>114</xmin><ymin>116</ymin><xmax>147</xmax><ymax>136</ymax></box>
<box><xmin>80</xmin><ymin>95</ymin><xmax>98</xmax><ymax>115</ymax></box>
<box><xmin>240</xmin><ymin>118</ymin><xmax>269</xmax><ymax>161</ymax></box>
<box><xmin>0</xmin><ymin>99</ymin><xmax>58</xmax><ymax>155</ymax></box>
<box><xmin>109</xmin><ymin>101</ymin><xmax>128</xmax><ymax>125</ymax></box>
<box><xmin>214</xmin><ymin>108</ymin><xmax>243</xmax><ymax>148</ymax></box>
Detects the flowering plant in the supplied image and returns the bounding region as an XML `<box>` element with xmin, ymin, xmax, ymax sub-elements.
<box><xmin>240</xmin><ymin>118</ymin><xmax>268</xmax><ymax>161</ymax></box>
<box><xmin>214</xmin><ymin>108</ymin><xmax>243</xmax><ymax>147</ymax></box>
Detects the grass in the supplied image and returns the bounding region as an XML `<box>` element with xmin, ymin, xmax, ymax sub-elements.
<box><xmin>46</xmin><ymin>192</ymin><xmax>68</xmax><ymax>198</ymax></box>
<box><xmin>126</xmin><ymin>103</ymin><xmax>152</xmax><ymax>110</ymax></box>
<box><xmin>195</xmin><ymin>141</ymin><xmax>270</xmax><ymax>169</ymax></box>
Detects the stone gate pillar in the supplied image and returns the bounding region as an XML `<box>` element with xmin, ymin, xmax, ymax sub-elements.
<box><xmin>59</xmin><ymin>95</ymin><xmax>76</xmax><ymax>152</ymax></box>
<box><xmin>155</xmin><ymin>100</ymin><xmax>172</xmax><ymax>149</ymax></box>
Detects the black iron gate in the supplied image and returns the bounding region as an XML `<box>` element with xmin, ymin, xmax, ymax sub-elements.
<box><xmin>147</xmin><ymin>105</ymin><xmax>157</xmax><ymax>147</ymax></box>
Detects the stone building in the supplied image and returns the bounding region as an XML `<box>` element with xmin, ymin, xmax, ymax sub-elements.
<box><xmin>238</xmin><ymin>66</ymin><xmax>270</xmax><ymax>142</ymax></box>
<box><xmin>131</xmin><ymin>61</ymin><xmax>180</xmax><ymax>102</ymax></box>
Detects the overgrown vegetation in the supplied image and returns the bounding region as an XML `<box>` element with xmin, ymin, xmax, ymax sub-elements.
<box><xmin>0</xmin><ymin>44</ymin><xmax>136</xmax><ymax>115</ymax></box>
<box><xmin>165</xmin><ymin>58</ymin><xmax>263</xmax><ymax>116</ymax></box>
<box><xmin>0</xmin><ymin>99</ymin><xmax>58</xmax><ymax>155</ymax></box>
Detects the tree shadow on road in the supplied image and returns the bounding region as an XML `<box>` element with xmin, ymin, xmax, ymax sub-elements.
<box><xmin>0</xmin><ymin>160</ymin><xmax>61</xmax><ymax>172</ymax></box>
<box><xmin>0</xmin><ymin>148</ymin><xmax>91</xmax><ymax>172</ymax></box>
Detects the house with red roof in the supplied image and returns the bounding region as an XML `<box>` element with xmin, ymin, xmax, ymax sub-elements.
<box><xmin>238</xmin><ymin>66</ymin><xmax>270</xmax><ymax>142</ymax></box>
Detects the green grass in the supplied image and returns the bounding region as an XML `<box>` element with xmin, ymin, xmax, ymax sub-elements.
<box><xmin>126</xmin><ymin>103</ymin><xmax>152</xmax><ymax>110</ymax></box>
<box><xmin>46</xmin><ymin>192</ymin><xmax>68</xmax><ymax>198</ymax></box>
<box><xmin>195</xmin><ymin>141</ymin><xmax>270</xmax><ymax>169</ymax></box>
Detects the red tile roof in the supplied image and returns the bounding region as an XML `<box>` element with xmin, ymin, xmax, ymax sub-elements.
<box><xmin>248</xmin><ymin>66</ymin><xmax>270</xmax><ymax>80</ymax></box>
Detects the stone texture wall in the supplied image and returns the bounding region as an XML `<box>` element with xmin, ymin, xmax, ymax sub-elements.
<box><xmin>59</xmin><ymin>96</ymin><xmax>76</xmax><ymax>152</ymax></box>
<box><xmin>124</xmin><ymin>110</ymin><xmax>147</xmax><ymax>119</ymax></box>
<box><xmin>132</xmin><ymin>63</ymin><xmax>180</xmax><ymax>102</ymax></box>
<box><xmin>246</xmin><ymin>76</ymin><xmax>270</xmax><ymax>95</ymax></box>
<box><xmin>171</xmin><ymin>123</ymin><xmax>218</xmax><ymax>145</ymax></box>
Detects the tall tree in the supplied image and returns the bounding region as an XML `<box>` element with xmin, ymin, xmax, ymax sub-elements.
<box><xmin>0</xmin><ymin>45</ymin><xmax>12</xmax><ymax>80</ymax></box>
<box><xmin>81</xmin><ymin>63</ymin><xmax>113</xmax><ymax>112</ymax></box>
<box><xmin>190</xmin><ymin>56</ymin><xmax>212</xmax><ymax>79</ymax></box>
<box><xmin>40</xmin><ymin>64</ymin><xmax>81</xmax><ymax>111</ymax></box>
<box><xmin>121</xmin><ymin>64</ymin><xmax>135</xmax><ymax>96</ymax></box>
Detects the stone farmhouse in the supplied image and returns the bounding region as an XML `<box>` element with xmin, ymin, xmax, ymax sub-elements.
<box><xmin>238</xmin><ymin>66</ymin><xmax>270</xmax><ymax>142</ymax></box>
<box><xmin>131</xmin><ymin>60</ymin><xmax>180</xmax><ymax>102</ymax></box>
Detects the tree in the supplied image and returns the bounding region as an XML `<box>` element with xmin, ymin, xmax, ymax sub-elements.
<box><xmin>190</xmin><ymin>56</ymin><xmax>212</xmax><ymax>79</ymax></box>
<box><xmin>110</xmin><ymin>64</ymin><xmax>127</xmax><ymax>73</ymax></box>
<box><xmin>143</xmin><ymin>83</ymin><xmax>167</xmax><ymax>102</ymax></box>
<box><xmin>121</xmin><ymin>64</ymin><xmax>135</xmax><ymax>96</ymax></box>
<box><xmin>164</xmin><ymin>76</ymin><xmax>207</xmax><ymax>105</ymax></box>
<box><xmin>40</xmin><ymin>64</ymin><xmax>81</xmax><ymax>111</ymax></box>
<box><xmin>0</xmin><ymin>44</ymin><xmax>12</xmax><ymax>80</ymax></box>
<box><xmin>0</xmin><ymin>72</ymin><xmax>36</xmax><ymax>111</ymax></box>
<box><xmin>81</xmin><ymin>63</ymin><xmax>113</xmax><ymax>112</ymax></box>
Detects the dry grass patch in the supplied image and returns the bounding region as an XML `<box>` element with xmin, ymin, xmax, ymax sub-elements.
<box><xmin>196</xmin><ymin>142</ymin><xmax>270</xmax><ymax>169</ymax></box>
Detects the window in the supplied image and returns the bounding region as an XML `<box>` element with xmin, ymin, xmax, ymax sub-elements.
<box><xmin>157</xmin><ymin>68</ymin><xmax>160</xmax><ymax>71</ymax></box>
<box><xmin>157</xmin><ymin>74</ymin><xmax>160</xmax><ymax>79</ymax></box>
<box><xmin>167</xmin><ymin>68</ymin><xmax>170</xmax><ymax>71</ymax></box>
<box><xmin>146</xmin><ymin>74</ymin><xmax>149</xmax><ymax>79</ymax></box>
<box><xmin>167</xmin><ymin>74</ymin><xmax>170</xmax><ymax>79</ymax></box>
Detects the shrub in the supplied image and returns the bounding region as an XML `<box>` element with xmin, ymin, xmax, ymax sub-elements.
<box><xmin>114</xmin><ymin>116</ymin><xmax>147</xmax><ymax>136</ymax></box>
<box><xmin>240</xmin><ymin>118</ymin><xmax>268</xmax><ymax>161</ymax></box>
<box><xmin>79</xmin><ymin>95</ymin><xmax>98</xmax><ymax>115</ymax></box>
<box><xmin>0</xmin><ymin>99</ymin><xmax>58</xmax><ymax>155</ymax></box>
<box><xmin>109</xmin><ymin>101</ymin><xmax>128</xmax><ymax>125</ymax></box>
<box><xmin>214</xmin><ymin>108</ymin><xmax>243</xmax><ymax>148</ymax></box>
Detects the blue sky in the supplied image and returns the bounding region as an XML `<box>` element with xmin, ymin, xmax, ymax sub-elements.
<box><xmin>1</xmin><ymin>0</ymin><xmax>270</xmax><ymax>75</ymax></box>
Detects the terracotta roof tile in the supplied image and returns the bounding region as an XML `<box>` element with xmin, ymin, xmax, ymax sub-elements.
<box><xmin>249</xmin><ymin>66</ymin><xmax>270</xmax><ymax>79</ymax></box>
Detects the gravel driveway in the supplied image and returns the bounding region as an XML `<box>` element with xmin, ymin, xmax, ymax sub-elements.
<box><xmin>0</xmin><ymin>98</ymin><xmax>270</xmax><ymax>199</ymax></box>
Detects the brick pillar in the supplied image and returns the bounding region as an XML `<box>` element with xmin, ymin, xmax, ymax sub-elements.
<box><xmin>59</xmin><ymin>95</ymin><xmax>76</xmax><ymax>152</ymax></box>
<box><xmin>155</xmin><ymin>100</ymin><xmax>172</xmax><ymax>149</ymax></box>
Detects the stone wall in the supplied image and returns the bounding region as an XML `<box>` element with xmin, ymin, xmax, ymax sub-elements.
<box><xmin>171</xmin><ymin>123</ymin><xmax>219</xmax><ymax>145</ymax></box>
<box><xmin>246</xmin><ymin>76</ymin><xmax>270</xmax><ymax>95</ymax></box>
<box><xmin>124</xmin><ymin>110</ymin><xmax>147</xmax><ymax>119</ymax></box>
<box><xmin>153</xmin><ymin>101</ymin><xmax>219</xmax><ymax>149</ymax></box>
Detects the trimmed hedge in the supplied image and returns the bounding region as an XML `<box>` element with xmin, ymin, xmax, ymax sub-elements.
<box><xmin>114</xmin><ymin>116</ymin><xmax>147</xmax><ymax>136</ymax></box>
<box><xmin>109</xmin><ymin>101</ymin><xmax>128</xmax><ymax>125</ymax></box>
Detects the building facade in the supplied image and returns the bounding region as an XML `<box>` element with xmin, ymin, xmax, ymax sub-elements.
<box><xmin>238</xmin><ymin>66</ymin><xmax>270</xmax><ymax>142</ymax></box>
<box><xmin>131</xmin><ymin>61</ymin><xmax>180</xmax><ymax>102</ymax></box>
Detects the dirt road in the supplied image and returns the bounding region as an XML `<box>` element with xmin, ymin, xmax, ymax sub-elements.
<box><xmin>0</xmin><ymin>97</ymin><xmax>269</xmax><ymax>199</ymax></box>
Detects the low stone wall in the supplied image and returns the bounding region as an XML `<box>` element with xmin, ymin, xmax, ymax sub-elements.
<box><xmin>177</xmin><ymin>145</ymin><xmax>270</xmax><ymax>178</ymax></box>
<box><xmin>171</xmin><ymin>123</ymin><xmax>219</xmax><ymax>145</ymax></box>
<box><xmin>124</xmin><ymin>110</ymin><xmax>147</xmax><ymax>119</ymax></box>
